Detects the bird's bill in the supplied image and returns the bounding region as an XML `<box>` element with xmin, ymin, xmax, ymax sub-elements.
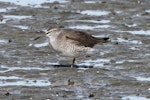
<box><xmin>33</xmin><ymin>36</ymin><xmax>42</xmax><ymax>40</ymax></box>
<box><xmin>33</xmin><ymin>34</ymin><xmax>46</xmax><ymax>40</ymax></box>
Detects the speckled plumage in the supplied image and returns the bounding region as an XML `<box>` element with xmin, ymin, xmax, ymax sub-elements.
<box><xmin>46</xmin><ymin>28</ymin><xmax>109</xmax><ymax>67</ymax></box>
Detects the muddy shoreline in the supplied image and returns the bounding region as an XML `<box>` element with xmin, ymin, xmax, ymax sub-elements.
<box><xmin>0</xmin><ymin>0</ymin><xmax>150</xmax><ymax>100</ymax></box>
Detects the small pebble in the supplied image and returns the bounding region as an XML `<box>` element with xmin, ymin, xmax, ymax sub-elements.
<box><xmin>53</xmin><ymin>6</ymin><xmax>58</xmax><ymax>9</ymax></box>
<box><xmin>101</xmin><ymin>1</ymin><xmax>107</xmax><ymax>4</ymax></box>
<box><xmin>89</xmin><ymin>92</ymin><xmax>94</xmax><ymax>98</ymax></box>
<box><xmin>8</xmin><ymin>39</ymin><xmax>12</xmax><ymax>43</ymax></box>
<box><xmin>137</xmin><ymin>0</ymin><xmax>141</xmax><ymax>4</ymax></box>
<box><xmin>114</xmin><ymin>42</ymin><xmax>119</xmax><ymax>45</ymax></box>
<box><xmin>96</xmin><ymin>71</ymin><xmax>100</xmax><ymax>74</ymax></box>
<box><xmin>5</xmin><ymin>92</ymin><xmax>10</xmax><ymax>96</ymax></box>
<box><xmin>68</xmin><ymin>79</ymin><xmax>75</xmax><ymax>85</ymax></box>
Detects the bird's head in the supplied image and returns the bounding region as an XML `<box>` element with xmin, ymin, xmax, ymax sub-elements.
<box><xmin>46</xmin><ymin>28</ymin><xmax>61</xmax><ymax>38</ymax></box>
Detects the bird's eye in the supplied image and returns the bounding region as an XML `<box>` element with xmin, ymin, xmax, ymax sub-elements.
<box><xmin>46</xmin><ymin>32</ymin><xmax>49</xmax><ymax>34</ymax></box>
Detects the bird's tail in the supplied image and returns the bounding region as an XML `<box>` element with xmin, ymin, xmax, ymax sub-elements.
<box><xmin>97</xmin><ymin>37</ymin><xmax>110</xmax><ymax>43</ymax></box>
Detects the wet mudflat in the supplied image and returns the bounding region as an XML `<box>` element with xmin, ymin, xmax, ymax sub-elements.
<box><xmin>0</xmin><ymin>0</ymin><xmax>150</xmax><ymax>100</ymax></box>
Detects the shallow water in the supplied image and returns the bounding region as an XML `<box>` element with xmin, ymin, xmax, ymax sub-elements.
<box><xmin>80</xmin><ymin>10</ymin><xmax>110</xmax><ymax>16</ymax></box>
<box><xmin>0</xmin><ymin>0</ymin><xmax>150</xmax><ymax>100</ymax></box>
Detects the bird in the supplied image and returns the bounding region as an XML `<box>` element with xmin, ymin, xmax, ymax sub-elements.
<box><xmin>45</xmin><ymin>28</ymin><xmax>109</xmax><ymax>68</ymax></box>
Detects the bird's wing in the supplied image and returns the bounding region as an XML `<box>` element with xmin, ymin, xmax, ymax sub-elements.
<box><xmin>64</xmin><ymin>30</ymin><xmax>97</xmax><ymax>47</ymax></box>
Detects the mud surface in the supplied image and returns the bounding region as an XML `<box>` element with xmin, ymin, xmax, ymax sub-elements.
<box><xmin>0</xmin><ymin>0</ymin><xmax>150</xmax><ymax>100</ymax></box>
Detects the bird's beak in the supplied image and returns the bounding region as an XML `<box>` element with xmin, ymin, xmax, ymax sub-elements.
<box><xmin>33</xmin><ymin>30</ymin><xmax>48</xmax><ymax>41</ymax></box>
<box><xmin>34</xmin><ymin>33</ymin><xmax>47</xmax><ymax>41</ymax></box>
<box><xmin>33</xmin><ymin>36</ymin><xmax>42</xmax><ymax>40</ymax></box>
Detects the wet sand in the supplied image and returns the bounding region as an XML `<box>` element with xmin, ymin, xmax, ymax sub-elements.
<box><xmin>0</xmin><ymin>0</ymin><xmax>150</xmax><ymax>100</ymax></box>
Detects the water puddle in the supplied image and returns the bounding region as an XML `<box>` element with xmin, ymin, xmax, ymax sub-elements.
<box><xmin>144</xmin><ymin>54</ymin><xmax>150</xmax><ymax>57</ymax></box>
<box><xmin>67</xmin><ymin>19</ymin><xmax>110</xmax><ymax>30</ymax></box>
<box><xmin>66</xmin><ymin>19</ymin><xmax>110</xmax><ymax>24</ymax></box>
<box><xmin>128</xmin><ymin>30</ymin><xmax>150</xmax><ymax>35</ymax></box>
<box><xmin>0</xmin><ymin>79</ymin><xmax>51</xmax><ymax>87</ymax></box>
<box><xmin>0</xmin><ymin>76</ymin><xmax>22</xmax><ymax>80</ymax></box>
<box><xmin>0</xmin><ymin>65</ymin><xmax>51</xmax><ymax>73</ymax></box>
<box><xmin>115</xmin><ymin>10</ymin><xmax>122</xmax><ymax>14</ymax></box>
<box><xmin>0</xmin><ymin>65</ymin><xmax>51</xmax><ymax>87</ymax></box>
<box><xmin>0</xmin><ymin>0</ymin><xmax>69</xmax><ymax>7</ymax></box>
<box><xmin>1</xmin><ymin>15</ymin><xmax>32</xmax><ymax>24</ymax></box>
<box><xmin>116</xmin><ymin>60</ymin><xmax>142</xmax><ymax>64</ymax></box>
<box><xmin>122</xmin><ymin>95</ymin><xmax>150</xmax><ymax>100</ymax></box>
<box><xmin>13</xmin><ymin>25</ymin><xmax>29</xmax><ymax>30</ymax></box>
<box><xmin>145</xmin><ymin>9</ymin><xmax>150</xmax><ymax>13</ymax></box>
<box><xmin>0</xmin><ymin>8</ymin><xmax>6</xmax><ymax>13</ymax></box>
<box><xmin>3</xmin><ymin>15</ymin><xmax>32</xmax><ymax>20</ymax></box>
<box><xmin>0</xmin><ymin>7</ymin><xmax>17</xmax><ymax>13</ymax></box>
<box><xmin>115</xmin><ymin>30</ymin><xmax>150</xmax><ymax>35</ymax></box>
<box><xmin>80</xmin><ymin>10</ymin><xmax>110</xmax><ymax>16</ymax></box>
<box><xmin>135</xmin><ymin>76</ymin><xmax>150</xmax><ymax>82</ymax></box>
<box><xmin>116</xmin><ymin>38</ymin><xmax>142</xmax><ymax>44</ymax></box>
<box><xmin>79</xmin><ymin>59</ymin><xmax>110</xmax><ymax>67</ymax></box>
<box><xmin>84</xmin><ymin>1</ymin><xmax>97</xmax><ymax>3</ymax></box>
<box><xmin>125</xmin><ymin>23</ymin><xmax>137</xmax><ymax>27</ymax></box>
<box><xmin>69</xmin><ymin>24</ymin><xmax>110</xmax><ymax>30</ymax></box>
<box><xmin>29</xmin><ymin>42</ymin><xmax>49</xmax><ymax>48</ymax></box>
<box><xmin>0</xmin><ymin>39</ymin><xmax>9</xmax><ymax>43</ymax></box>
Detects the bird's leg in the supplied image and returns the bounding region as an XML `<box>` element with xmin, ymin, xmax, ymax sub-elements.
<box><xmin>71</xmin><ymin>57</ymin><xmax>75</xmax><ymax>68</ymax></box>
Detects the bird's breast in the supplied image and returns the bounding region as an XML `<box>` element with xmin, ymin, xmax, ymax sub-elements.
<box><xmin>49</xmin><ymin>37</ymin><xmax>96</xmax><ymax>57</ymax></box>
<box><xmin>49</xmin><ymin>38</ymin><xmax>60</xmax><ymax>51</ymax></box>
